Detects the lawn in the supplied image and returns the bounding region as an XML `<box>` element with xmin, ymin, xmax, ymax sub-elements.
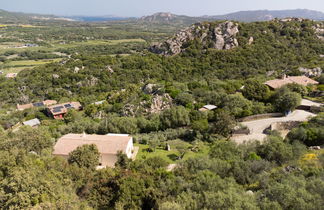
<box><xmin>134</xmin><ymin>140</ymin><xmax>210</xmax><ymax>164</ymax></box>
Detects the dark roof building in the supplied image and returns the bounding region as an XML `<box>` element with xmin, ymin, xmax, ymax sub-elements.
<box><xmin>17</xmin><ymin>100</ymin><xmax>57</xmax><ymax>111</ymax></box>
<box><xmin>47</xmin><ymin>102</ymin><xmax>82</xmax><ymax>119</ymax></box>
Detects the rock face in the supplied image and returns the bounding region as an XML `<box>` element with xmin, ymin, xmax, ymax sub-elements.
<box><xmin>150</xmin><ymin>21</ymin><xmax>239</xmax><ymax>56</ymax></box>
<box><xmin>299</xmin><ymin>67</ymin><xmax>322</xmax><ymax>77</ymax></box>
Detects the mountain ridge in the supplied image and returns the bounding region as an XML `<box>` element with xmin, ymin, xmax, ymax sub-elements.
<box><xmin>0</xmin><ymin>8</ymin><xmax>324</xmax><ymax>23</ymax></box>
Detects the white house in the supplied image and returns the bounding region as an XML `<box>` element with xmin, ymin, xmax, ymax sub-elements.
<box><xmin>53</xmin><ymin>133</ymin><xmax>134</xmax><ymax>167</ymax></box>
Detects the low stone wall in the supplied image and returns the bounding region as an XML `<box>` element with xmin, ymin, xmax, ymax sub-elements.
<box><xmin>238</xmin><ymin>113</ymin><xmax>284</xmax><ymax>122</ymax></box>
<box><xmin>233</xmin><ymin>128</ymin><xmax>250</xmax><ymax>135</ymax></box>
<box><xmin>270</xmin><ymin>121</ymin><xmax>301</xmax><ymax>131</ymax></box>
<box><xmin>297</xmin><ymin>105</ymin><xmax>324</xmax><ymax>113</ymax></box>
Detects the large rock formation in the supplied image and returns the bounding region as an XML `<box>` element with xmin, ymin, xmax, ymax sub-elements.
<box><xmin>150</xmin><ymin>21</ymin><xmax>239</xmax><ymax>56</ymax></box>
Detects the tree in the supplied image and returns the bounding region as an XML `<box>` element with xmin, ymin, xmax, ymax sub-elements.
<box><xmin>68</xmin><ymin>144</ymin><xmax>100</xmax><ymax>170</ymax></box>
<box><xmin>286</xmin><ymin>83</ymin><xmax>308</xmax><ymax>96</ymax></box>
<box><xmin>115</xmin><ymin>151</ymin><xmax>131</xmax><ymax>169</ymax></box>
<box><xmin>160</xmin><ymin>106</ymin><xmax>190</xmax><ymax>129</ymax></box>
<box><xmin>211</xmin><ymin>110</ymin><xmax>236</xmax><ymax>137</ymax></box>
<box><xmin>192</xmin><ymin>119</ymin><xmax>209</xmax><ymax>134</ymax></box>
<box><xmin>209</xmin><ymin>140</ymin><xmax>242</xmax><ymax>160</ymax></box>
<box><xmin>242</xmin><ymin>79</ymin><xmax>270</xmax><ymax>101</ymax></box>
<box><xmin>222</xmin><ymin>94</ymin><xmax>253</xmax><ymax>118</ymax></box>
<box><xmin>273</xmin><ymin>88</ymin><xmax>301</xmax><ymax>113</ymax></box>
<box><xmin>256</xmin><ymin>135</ymin><xmax>293</xmax><ymax>164</ymax></box>
<box><xmin>175</xmin><ymin>92</ymin><xmax>194</xmax><ymax>107</ymax></box>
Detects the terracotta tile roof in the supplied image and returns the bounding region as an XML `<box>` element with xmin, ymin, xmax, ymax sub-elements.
<box><xmin>265</xmin><ymin>76</ymin><xmax>319</xmax><ymax>89</ymax></box>
<box><xmin>53</xmin><ymin>133</ymin><xmax>132</xmax><ymax>155</ymax></box>
<box><xmin>17</xmin><ymin>103</ymin><xmax>34</xmax><ymax>111</ymax></box>
<box><xmin>43</xmin><ymin>100</ymin><xmax>57</xmax><ymax>106</ymax></box>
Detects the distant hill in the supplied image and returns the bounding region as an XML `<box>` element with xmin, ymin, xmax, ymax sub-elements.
<box><xmin>208</xmin><ymin>9</ymin><xmax>324</xmax><ymax>22</ymax></box>
<box><xmin>137</xmin><ymin>10</ymin><xmax>324</xmax><ymax>26</ymax></box>
<box><xmin>66</xmin><ymin>16</ymin><xmax>130</xmax><ymax>22</ymax></box>
<box><xmin>1</xmin><ymin>8</ymin><xmax>324</xmax><ymax>24</ymax></box>
<box><xmin>0</xmin><ymin>9</ymin><xmax>74</xmax><ymax>24</ymax></box>
<box><xmin>138</xmin><ymin>12</ymin><xmax>205</xmax><ymax>25</ymax></box>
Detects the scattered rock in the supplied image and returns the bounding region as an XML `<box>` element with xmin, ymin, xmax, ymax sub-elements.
<box><xmin>279</xmin><ymin>18</ymin><xmax>304</xmax><ymax>22</ymax></box>
<box><xmin>248</xmin><ymin>37</ymin><xmax>254</xmax><ymax>45</ymax></box>
<box><xmin>313</xmin><ymin>23</ymin><xmax>324</xmax><ymax>41</ymax></box>
<box><xmin>309</xmin><ymin>146</ymin><xmax>321</xmax><ymax>150</ymax></box>
<box><xmin>74</xmin><ymin>67</ymin><xmax>80</xmax><ymax>73</ymax></box>
<box><xmin>106</xmin><ymin>65</ymin><xmax>114</xmax><ymax>73</ymax></box>
<box><xmin>166</xmin><ymin>164</ymin><xmax>177</xmax><ymax>172</ymax></box>
<box><xmin>283</xmin><ymin>165</ymin><xmax>302</xmax><ymax>173</ymax></box>
<box><xmin>246</xmin><ymin>190</ymin><xmax>254</xmax><ymax>196</ymax></box>
<box><xmin>142</xmin><ymin>84</ymin><xmax>160</xmax><ymax>94</ymax></box>
<box><xmin>299</xmin><ymin>67</ymin><xmax>322</xmax><ymax>77</ymax></box>
<box><xmin>165</xmin><ymin>144</ymin><xmax>171</xmax><ymax>151</ymax></box>
<box><xmin>52</xmin><ymin>74</ymin><xmax>60</xmax><ymax>79</ymax></box>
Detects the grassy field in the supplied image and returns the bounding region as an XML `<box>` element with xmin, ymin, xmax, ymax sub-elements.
<box><xmin>135</xmin><ymin>141</ymin><xmax>210</xmax><ymax>164</ymax></box>
<box><xmin>0</xmin><ymin>58</ymin><xmax>62</xmax><ymax>74</ymax></box>
<box><xmin>0</xmin><ymin>39</ymin><xmax>146</xmax><ymax>54</ymax></box>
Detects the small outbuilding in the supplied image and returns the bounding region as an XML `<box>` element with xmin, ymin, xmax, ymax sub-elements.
<box><xmin>199</xmin><ymin>105</ymin><xmax>217</xmax><ymax>112</ymax></box>
<box><xmin>23</xmin><ymin>118</ymin><xmax>41</xmax><ymax>128</ymax></box>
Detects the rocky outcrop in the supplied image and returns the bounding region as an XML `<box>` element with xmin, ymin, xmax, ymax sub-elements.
<box><xmin>299</xmin><ymin>67</ymin><xmax>322</xmax><ymax>77</ymax></box>
<box><xmin>313</xmin><ymin>23</ymin><xmax>324</xmax><ymax>41</ymax></box>
<box><xmin>150</xmin><ymin>21</ymin><xmax>239</xmax><ymax>56</ymax></box>
<box><xmin>123</xmin><ymin>84</ymin><xmax>173</xmax><ymax>116</ymax></box>
<box><xmin>147</xmin><ymin>94</ymin><xmax>172</xmax><ymax>113</ymax></box>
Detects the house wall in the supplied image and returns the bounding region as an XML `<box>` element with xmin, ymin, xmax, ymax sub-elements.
<box><xmin>54</xmin><ymin>153</ymin><xmax>118</xmax><ymax>167</ymax></box>
<box><xmin>101</xmin><ymin>154</ymin><xmax>118</xmax><ymax>167</ymax></box>
<box><xmin>125</xmin><ymin>138</ymin><xmax>134</xmax><ymax>158</ymax></box>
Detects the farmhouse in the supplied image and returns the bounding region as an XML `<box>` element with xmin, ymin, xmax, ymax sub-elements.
<box><xmin>17</xmin><ymin>100</ymin><xmax>57</xmax><ymax>111</ymax></box>
<box><xmin>265</xmin><ymin>75</ymin><xmax>319</xmax><ymax>89</ymax></box>
<box><xmin>47</xmin><ymin>102</ymin><xmax>82</xmax><ymax>119</ymax></box>
<box><xmin>53</xmin><ymin>133</ymin><xmax>134</xmax><ymax>167</ymax></box>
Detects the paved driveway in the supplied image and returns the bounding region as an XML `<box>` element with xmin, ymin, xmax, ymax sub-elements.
<box><xmin>301</xmin><ymin>99</ymin><xmax>323</xmax><ymax>107</ymax></box>
<box><xmin>232</xmin><ymin>110</ymin><xmax>316</xmax><ymax>144</ymax></box>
